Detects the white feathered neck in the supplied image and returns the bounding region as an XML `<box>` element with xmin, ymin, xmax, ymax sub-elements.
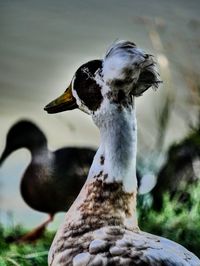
<box><xmin>90</xmin><ymin>98</ymin><xmax>137</xmax><ymax>193</ymax></box>
<box><xmin>57</xmin><ymin>99</ymin><xmax>138</xmax><ymax>235</ymax></box>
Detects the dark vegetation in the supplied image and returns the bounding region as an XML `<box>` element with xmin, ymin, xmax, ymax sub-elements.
<box><xmin>138</xmin><ymin>183</ymin><xmax>200</xmax><ymax>258</ymax></box>
<box><xmin>0</xmin><ymin>227</ymin><xmax>54</xmax><ymax>266</ymax></box>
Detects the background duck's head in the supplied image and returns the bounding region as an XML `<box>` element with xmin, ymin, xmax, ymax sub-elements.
<box><xmin>0</xmin><ymin>120</ymin><xmax>47</xmax><ymax>165</ymax></box>
<box><xmin>44</xmin><ymin>40</ymin><xmax>161</xmax><ymax>116</ymax></box>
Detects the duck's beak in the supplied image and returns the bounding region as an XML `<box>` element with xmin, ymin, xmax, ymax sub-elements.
<box><xmin>44</xmin><ymin>83</ymin><xmax>78</xmax><ymax>114</ymax></box>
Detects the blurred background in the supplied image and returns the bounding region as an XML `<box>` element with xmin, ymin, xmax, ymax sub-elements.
<box><xmin>0</xmin><ymin>0</ymin><xmax>200</xmax><ymax>261</ymax></box>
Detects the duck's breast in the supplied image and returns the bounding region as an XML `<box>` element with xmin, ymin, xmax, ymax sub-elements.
<box><xmin>48</xmin><ymin>226</ymin><xmax>200</xmax><ymax>266</ymax></box>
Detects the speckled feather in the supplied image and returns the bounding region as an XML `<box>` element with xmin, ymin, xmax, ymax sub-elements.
<box><xmin>49</xmin><ymin>226</ymin><xmax>200</xmax><ymax>266</ymax></box>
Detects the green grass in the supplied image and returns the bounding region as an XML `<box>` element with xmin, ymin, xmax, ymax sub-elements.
<box><xmin>0</xmin><ymin>227</ymin><xmax>54</xmax><ymax>266</ymax></box>
<box><xmin>138</xmin><ymin>183</ymin><xmax>200</xmax><ymax>258</ymax></box>
<box><xmin>0</xmin><ymin>183</ymin><xmax>199</xmax><ymax>265</ymax></box>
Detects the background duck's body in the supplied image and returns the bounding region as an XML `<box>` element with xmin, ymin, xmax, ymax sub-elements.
<box><xmin>20</xmin><ymin>146</ymin><xmax>94</xmax><ymax>214</ymax></box>
<box><xmin>0</xmin><ymin>120</ymin><xmax>95</xmax><ymax>239</ymax></box>
<box><xmin>45</xmin><ymin>41</ymin><xmax>200</xmax><ymax>265</ymax></box>
<box><xmin>152</xmin><ymin>127</ymin><xmax>200</xmax><ymax>211</ymax></box>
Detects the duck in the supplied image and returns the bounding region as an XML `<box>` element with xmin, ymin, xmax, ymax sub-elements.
<box><xmin>0</xmin><ymin>120</ymin><xmax>95</xmax><ymax>241</ymax></box>
<box><xmin>44</xmin><ymin>41</ymin><xmax>200</xmax><ymax>265</ymax></box>
<box><xmin>152</xmin><ymin>126</ymin><xmax>200</xmax><ymax>211</ymax></box>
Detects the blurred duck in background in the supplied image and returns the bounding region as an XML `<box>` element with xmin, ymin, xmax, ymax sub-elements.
<box><xmin>152</xmin><ymin>126</ymin><xmax>200</xmax><ymax>211</ymax></box>
<box><xmin>0</xmin><ymin>120</ymin><xmax>96</xmax><ymax>242</ymax></box>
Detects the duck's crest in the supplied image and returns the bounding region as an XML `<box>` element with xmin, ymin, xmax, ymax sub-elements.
<box><xmin>102</xmin><ymin>40</ymin><xmax>162</xmax><ymax>96</ymax></box>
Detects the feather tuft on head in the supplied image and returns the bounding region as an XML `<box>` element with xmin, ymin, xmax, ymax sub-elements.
<box><xmin>103</xmin><ymin>40</ymin><xmax>162</xmax><ymax>96</ymax></box>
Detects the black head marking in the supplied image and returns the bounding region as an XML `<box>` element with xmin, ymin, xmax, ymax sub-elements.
<box><xmin>73</xmin><ymin>60</ymin><xmax>103</xmax><ymax>111</ymax></box>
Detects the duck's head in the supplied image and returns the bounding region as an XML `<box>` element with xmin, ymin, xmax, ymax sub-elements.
<box><xmin>44</xmin><ymin>41</ymin><xmax>161</xmax><ymax>116</ymax></box>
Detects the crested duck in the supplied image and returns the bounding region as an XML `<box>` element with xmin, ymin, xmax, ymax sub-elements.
<box><xmin>0</xmin><ymin>120</ymin><xmax>95</xmax><ymax>241</ymax></box>
<box><xmin>45</xmin><ymin>41</ymin><xmax>200</xmax><ymax>265</ymax></box>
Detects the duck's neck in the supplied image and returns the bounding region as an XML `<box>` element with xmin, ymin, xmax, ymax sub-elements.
<box><xmin>90</xmin><ymin>102</ymin><xmax>137</xmax><ymax>193</ymax></box>
<box><xmin>31</xmin><ymin>145</ymin><xmax>51</xmax><ymax>163</ymax></box>
<box><xmin>66</xmin><ymin>101</ymin><xmax>138</xmax><ymax>233</ymax></box>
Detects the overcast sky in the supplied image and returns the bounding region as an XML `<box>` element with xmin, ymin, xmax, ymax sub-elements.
<box><xmin>0</xmin><ymin>0</ymin><xmax>200</xmax><ymax>228</ymax></box>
